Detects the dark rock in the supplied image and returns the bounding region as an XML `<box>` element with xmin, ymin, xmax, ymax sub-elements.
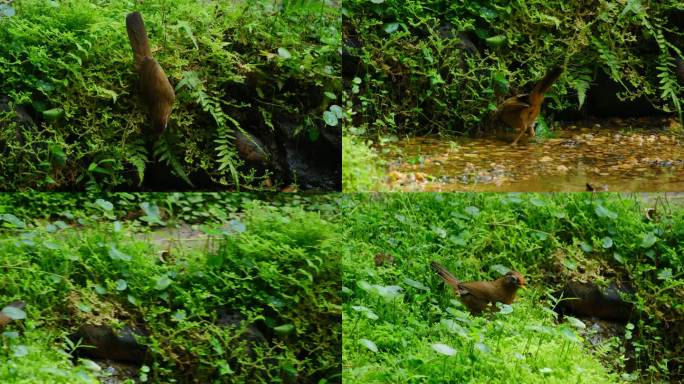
<box><xmin>94</xmin><ymin>359</ymin><xmax>140</xmax><ymax>384</ymax></box>
<box><xmin>342</xmin><ymin>21</ymin><xmax>365</xmax><ymax>79</ymax></box>
<box><xmin>554</xmin><ymin>281</ymin><xmax>634</xmax><ymax>322</ymax></box>
<box><xmin>0</xmin><ymin>95</ymin><xmax>35</xmax><ymax>151</ymax></box>
<box><xmin>216</xmin><ymin>310</ymin><xmax>280</xmax><ymax>380</ymax></box>
<box><xmin>235</xmin><ymin>130</ymin><xmax>269</xmax><ymax>164</ymax></box>
<box><xmin>274</xmin><ymin>119</ymin><xmax>340</xmax><ymax>190</ymax></box>
<box><xmin>585</xmin><ymin>69</ymin><xmax>662</xmax><ymax>118</ymax></box>
<box><xmin>216</xmin><ymin>310</ymin><xmax>267</xmax><ymax>345</ymax></box>
<box><xmin>71</xmin><ymin>324</ymin><xmax>149</xmax><ymax>365</ymax></box>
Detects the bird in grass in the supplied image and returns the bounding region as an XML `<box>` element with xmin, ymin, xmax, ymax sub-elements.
<box><xmin>497</xmin><ymin>66</ymin><xmax>563</xmax><ymax>146</ymax></box>
<box><xmin>431</xmin><ymin>261</ymin><xmax>525</xmax><ymax>314</ymax></box>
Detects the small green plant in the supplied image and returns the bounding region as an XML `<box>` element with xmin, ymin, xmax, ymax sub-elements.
<box><xmin>342</xmin><ymin>134</ymin><xmax>385</xmax><ymax>192</ymax></box>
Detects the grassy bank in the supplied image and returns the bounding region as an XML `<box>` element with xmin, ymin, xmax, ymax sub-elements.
<box><xmin>0</xmin><ymin>194</ymin><xmax>341</xmax><ymax>383</ymax></box>
<box><xmin>344</xmin><ymin>1</ymin><xmax>683</xmax><ymax>136</ymax></box>
<box><xmin>340</xmin><ymin>193</ymin><xmax>683</xmax><ymax>383</ymax></box>
<box><xmin>0</xmin><ymin>0</ymin><xmax>340</xmax><ymax>190</ymax></box>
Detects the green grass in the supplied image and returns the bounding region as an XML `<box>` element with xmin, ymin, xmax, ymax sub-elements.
<box><xmin>340</xmin><ymin>193</ymin><xmax>683</xmax><ymax>383</ymax></box>
<box><xmin>342</xmin><ymin>135</ymin><xmax>385</xmax><ymax>192</ymax></box>
<box><xmin>0</xmin><ymin>195</ymin><xmax>341</xmax><ymax>383</ymax></box>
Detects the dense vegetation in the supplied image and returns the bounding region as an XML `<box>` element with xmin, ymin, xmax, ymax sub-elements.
<box><xmin>340</xmin><ymin>193</ymin><xmax>683</xmax><ymax>383</ymax></box>
<box><xmin>0</xmin><ymin>0</ymin><xmax>341</xmax><ymax>191</ymax></box>
<box><xmin>0</xmin><ymin>193</ymin><xmax>341</xmax><ymax>383</ymax></box>
<box><xmin>341</xmin><ymin>135</ymin><xmax>384</xmax><ymax>192</ymax></box>
<box><xmin>343</xmin><ymin>1</ymin><xmax>684</xmax><ymax>136</ymax></box>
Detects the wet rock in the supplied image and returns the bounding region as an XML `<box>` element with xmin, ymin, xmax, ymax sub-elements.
<box><xmin>276</xmin><ymin>120</ymin><xmax>341</xmax><ymax>191</ymax></box>
<box><xmin>235</xmin><ymin>130</ymin><xmax>269</xmax><ymax>164</ymax></box>
<box><xmin>581</xmin><ymin>318</ymin><xmax>626</xmax><ymax>347</ymax></box>
<box><xmin>95</xmin><ymin>359</ymin><xmax>141</xmax><ymax>384</ymax></box>
<box><xmin>71</xmin><ymin>324</ymin><xmax>149</xmax><ymax>364</ymax></box>
<box><xmin>554</xmin><ymin>281</ymin><xmax>634</xmax><ymax>322</ymax></box>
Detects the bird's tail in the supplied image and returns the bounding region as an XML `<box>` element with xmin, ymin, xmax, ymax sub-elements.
<box><xmin>126</xmin><ymin>12</ymin><xmax>152</xmax><ymax>68</ymax></box>
<box><xmin>431</xmin><ymin>261</ymin><xmax>461</xmax><ymax>288</ymax></box>
<box><xmin>530</xmin><ymin>66</ymin><xmax>563</xmax><ymax>105</ymax></box>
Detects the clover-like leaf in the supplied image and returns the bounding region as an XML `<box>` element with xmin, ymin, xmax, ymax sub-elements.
<box><xmin>403</xmin><ymin>278</ymin><xmax>430</xmax><ymax>291</ymax></box>
<box><xmin>359</xmin><ymin>338</ymin><xmax>378</xmax><ymax>353</ymax></box>
<box><xmin>431</xmin><ymin>343</ymin><xmax>456</xmax><ymax>356</ymax></box>
<box><xmin>115</xmin><ymin>279</ymin><xmax>127</xmax><ymax>291</ymax></box>
<box><xmin>154</xmin><ymin>275</ymin><xmax>172</xmax><ymax>291</ymax></box>
<box><xmin>1</xmin><ymin>306</ymin><xmax>25</xmax><ymax>320</ymax></box>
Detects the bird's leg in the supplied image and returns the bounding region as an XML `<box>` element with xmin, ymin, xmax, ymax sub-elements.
<box><xmin>528</xmin><ymin>121</ymin><xmax>536</xmax><ymax>139</ymax></box>
<box><xmin>511</xmin><ymin>126</ymin><xmax>527</xmax><ymax>146</ymax></box>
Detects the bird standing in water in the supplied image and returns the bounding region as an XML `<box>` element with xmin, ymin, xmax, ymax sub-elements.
<box><xmin>431</xmin><ymin>261</ymin><xmax>525</xmax><ymax>314</ymax></box>
<box><xmin>126</xmin><ymin>12</ymin><xmax>175</xmax><ymax>134</ymax></box>
<box><xmin>497</xmin><ymin>67</ymin><xmax>563</xmax><ymax>146</ymax></box>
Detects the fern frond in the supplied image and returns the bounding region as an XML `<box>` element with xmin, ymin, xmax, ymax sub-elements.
<box><xmin>125</xmin><ymin>138</ymin><xmax>148</xmax><ymax>186</ymax></box>
<box><xmin>153</xmin><ymin>133</ymin><xmax>194</xmax><ymax>187</ymax></box>
<box><xmin>570</xmin><ymin>67</ymin><xmax>592</xmax><ymax>110</ymax></box>
<box><xmin>177</xmin><ymin>70</ymin><xmax>245</xmax><ymax>189</ymax></box>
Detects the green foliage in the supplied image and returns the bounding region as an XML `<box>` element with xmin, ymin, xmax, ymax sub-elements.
<box><xmin>0</xmin><ymin>195</ymin><xmax>341</xmax><ymax>383</ymax></box>
<box><xmin>0</xmin><ymin>192</ymin><xmax>339</xmax><ymax>226</ymax></box>
<box><xmin>340</xmin><ymin>193</ymin><xmax>683</xmax><ymax>382</ymax></box>
<box><xmin>342</xmin><ymin>135</ymin><xmax>385</xmax><ymax>192</ymax></box>
<box><xmin>0</xmin><ymin>0</ymin><xmax>341</xmax><ymax>190</ymax></box>
<box><xmin>344</xmin><ymin>0</ymin><xmax>684</xmax><ymax>135</ymax></box>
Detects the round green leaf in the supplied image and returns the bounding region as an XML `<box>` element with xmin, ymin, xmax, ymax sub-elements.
<box><xmin>432</xmin><ymin>343</ymin><xmax>456</xmax><ymax>356</ymax></box>
<box><xmin>359</xmin><ymin>338</ymin><xmax>378</xmax><ymax>353</ymax></box>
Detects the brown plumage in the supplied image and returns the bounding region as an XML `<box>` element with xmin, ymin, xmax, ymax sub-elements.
<box><xmin>431</xmin><ymin>261</ymin><xmax>525</xmax><ymax>314</ymax></box>
<box><xmin>126</xmin><ymin>12</ymin><xmax>175</xmax><ymax>134</ymax></box>
<box><xmin>498</xmin><ymin>67</ymin><xmax>563</xmax><ymax>146</ymax></box>
<box><xmin>0</xmin><ymin>301</ymin><xmax>26</xmax><ymax>329</ymax></box>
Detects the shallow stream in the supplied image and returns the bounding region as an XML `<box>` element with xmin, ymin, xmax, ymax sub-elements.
<box><xmin>382</xmin><ymin>118</ymin><xmax>684</xmax><ymax>192</ymax></box>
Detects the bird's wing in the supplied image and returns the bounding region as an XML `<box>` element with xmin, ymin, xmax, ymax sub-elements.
<box><xmin>497</xmin><ymin>95</ymin><xmax>530</xmax><ymax>115</ymax></box>
<box><xmin>500</xmin><ymin>95</ymin><xmax>530</xmax><ymax>108</ymax></box>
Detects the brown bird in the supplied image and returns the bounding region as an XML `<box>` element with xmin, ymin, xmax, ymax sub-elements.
<box><xmin>0</xmin><ymin>300</ymin><xmax>26</xmax><ymax>329</ymax></box>
<box><xmin>431</xmin><ymin>261</ymin><xmax>525</xmax><ymax>314</ymax></box>
<box><xmin>497</xmin><ymin>67</ymin><xmax>563</xmax><ymax>146</ymax></box>
<box><xmin>126</xmin><ymin>12</ymin><xmax>175</xmax><ymax>133</ymax></box>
